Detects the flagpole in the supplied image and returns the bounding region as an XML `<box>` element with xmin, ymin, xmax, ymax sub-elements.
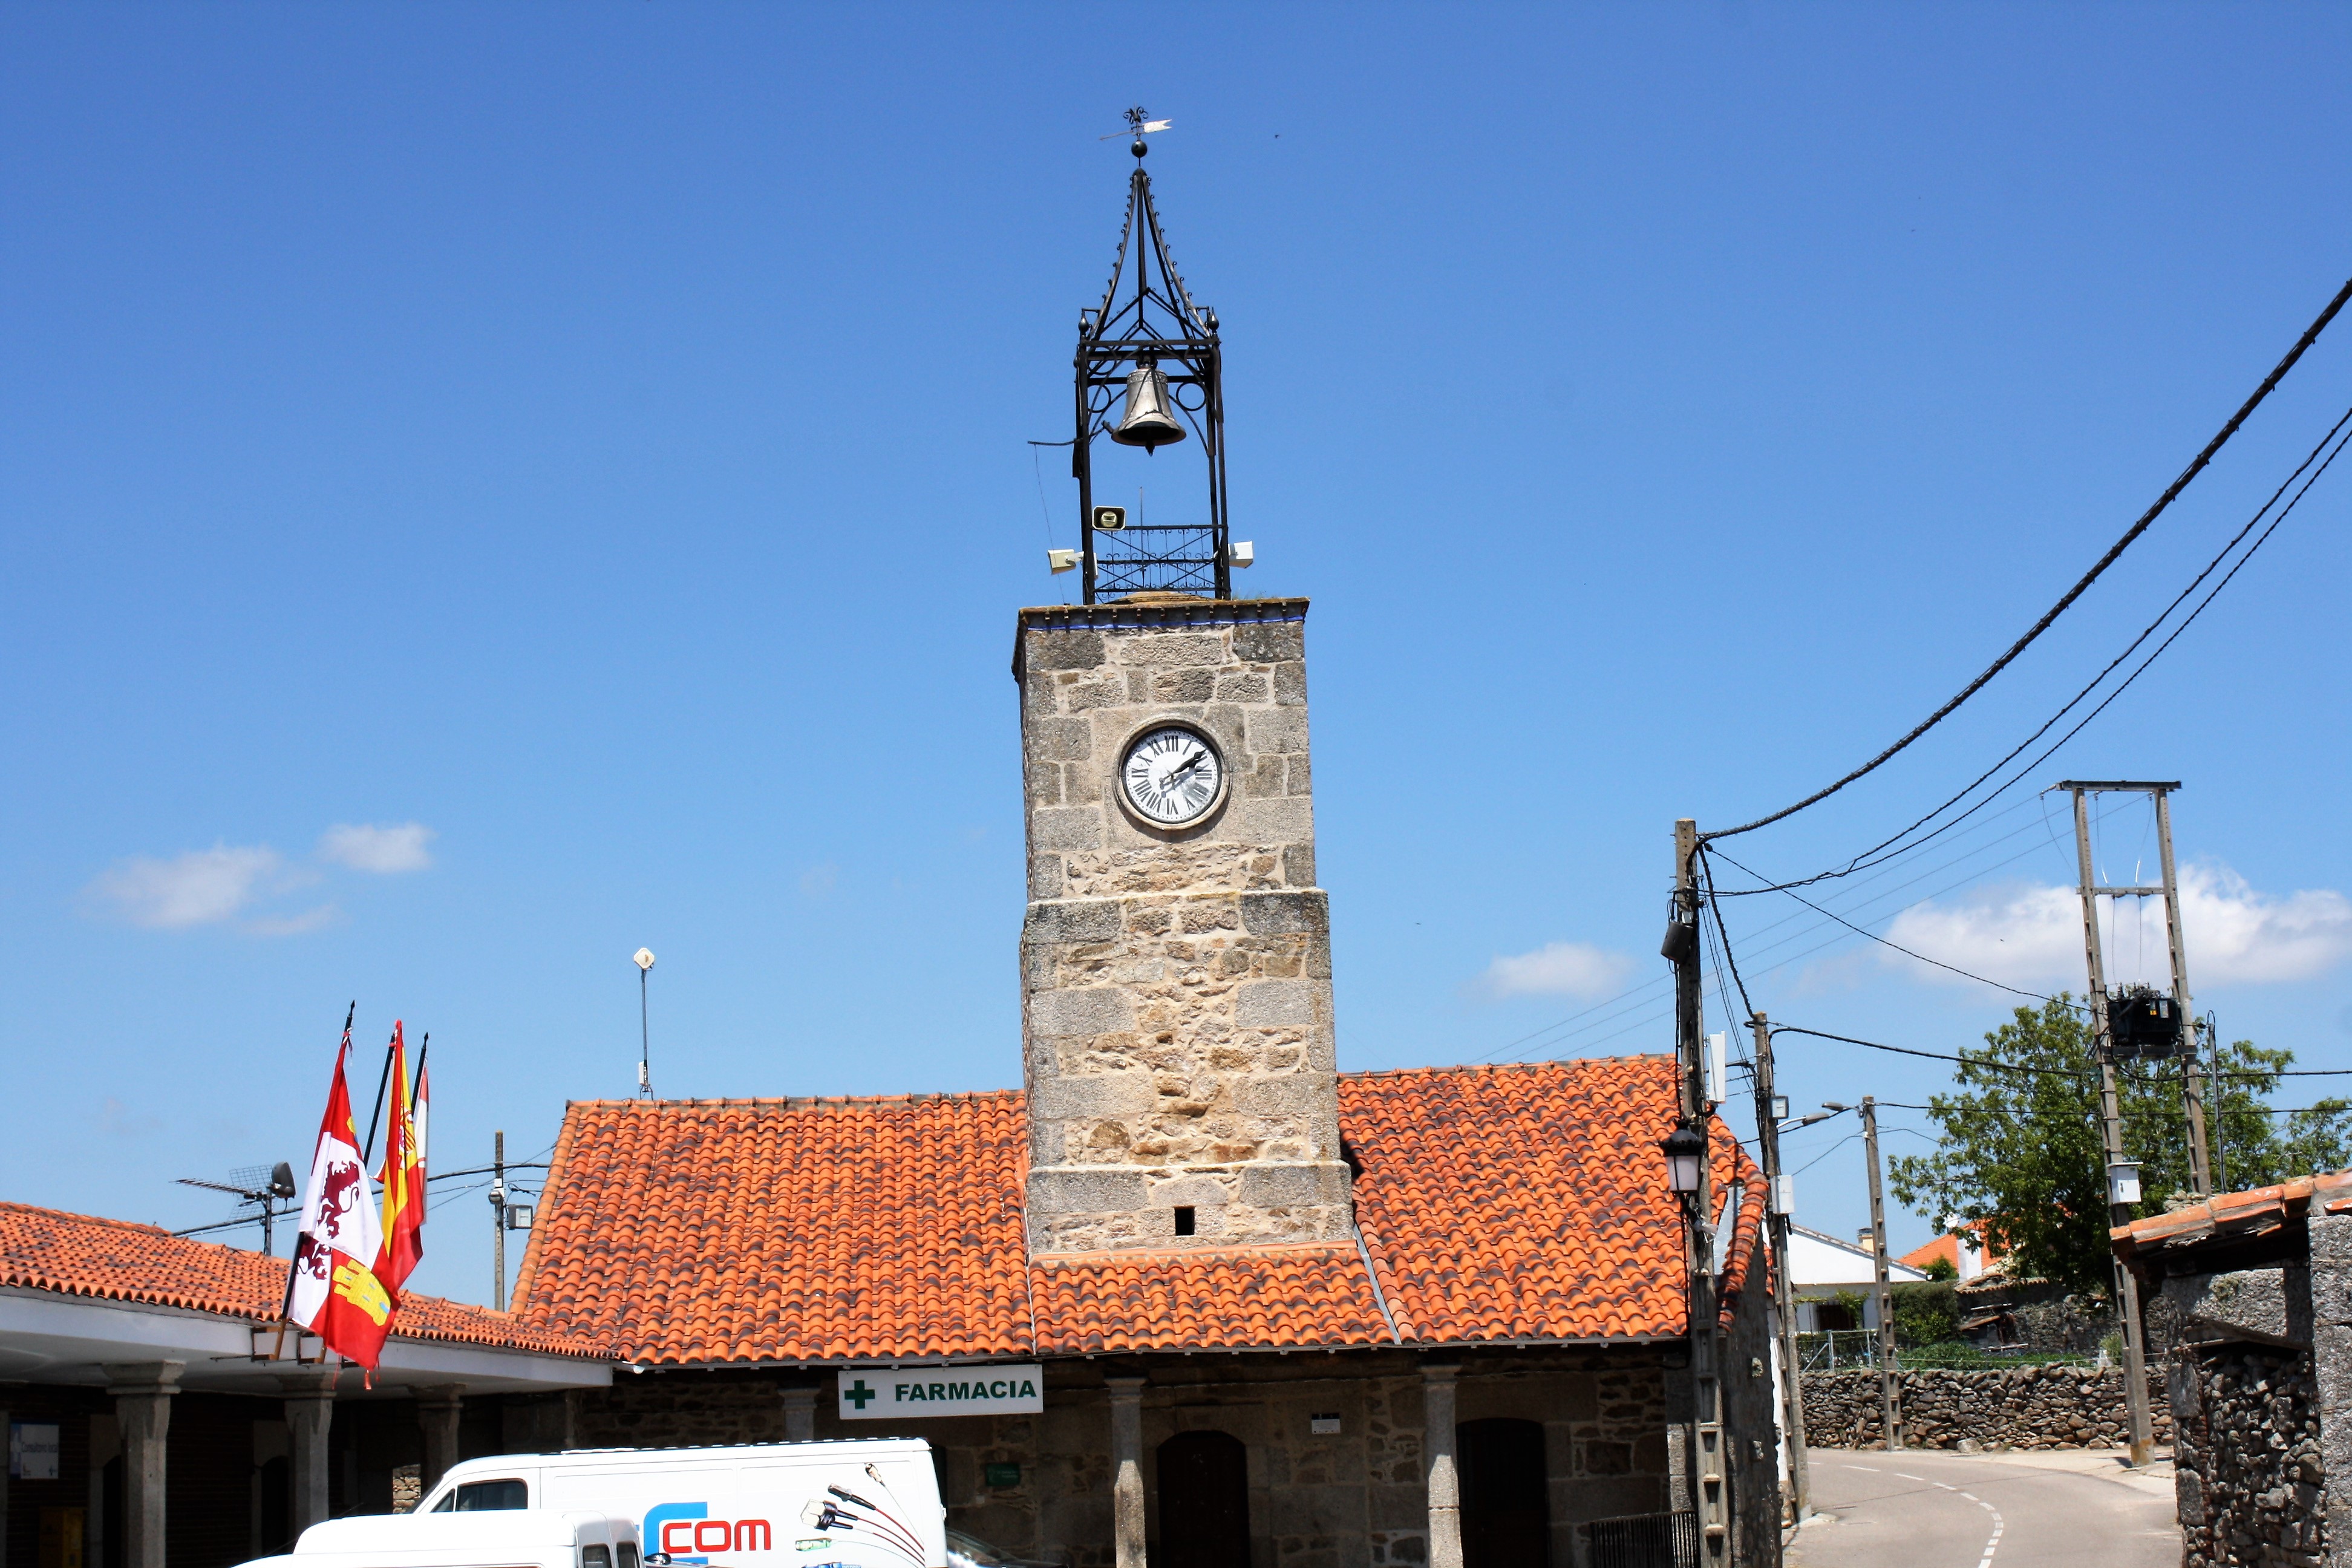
<box><xmin>410</xmin><ymin>1033</ymin><xmax>429</xmax><ymax>1112</ymax></box>
<box><xmin>277</xmin><ymin>1002</ymin><xmax>355</xmax><ymax>1359</ymax></box>
<box><xmin>361</xmin><ymin>1025</ymin><xmax>398</xmax><ymax>1166</ymax></box>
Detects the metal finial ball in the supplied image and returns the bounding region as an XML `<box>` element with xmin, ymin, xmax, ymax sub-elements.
<box><xmin>1132</xmin><ymin>138</ymin><xmax>1148</xmax><ymax>158</ymax></box>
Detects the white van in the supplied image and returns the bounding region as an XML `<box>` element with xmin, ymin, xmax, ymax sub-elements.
<box><xmin>237</xmin><ymin>1508</ymin><xmax>639</xmax><ymax>1568</ymax></box>
<box><xmin>416</xmin><ymin>1441</ymin><xmax>949</xmax><ymax>1568</ymax></box>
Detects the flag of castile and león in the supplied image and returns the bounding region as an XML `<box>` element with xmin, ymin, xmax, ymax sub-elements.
<box><xmin>286</xmin><ymin>1026</ymin><xmax>397</xmax><ymax>1370</ymax></box>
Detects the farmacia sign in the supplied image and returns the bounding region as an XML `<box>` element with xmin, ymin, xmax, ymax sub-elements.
<box><xmin>836</xmin><ymin>1364</ymin><xmax>1045</xmax><ymax>1419</ymax></box>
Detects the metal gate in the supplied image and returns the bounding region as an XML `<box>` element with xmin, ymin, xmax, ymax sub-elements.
<box><xmin>1584</xmin><ymin>1510</ymin><xmax>1697</xmax><ymax>1568</ymax></box>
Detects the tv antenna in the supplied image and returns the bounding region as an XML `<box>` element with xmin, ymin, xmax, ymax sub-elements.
<box><xmin>633</xmin><ymin>947</ymin><xmax>657</xmax><ymax>1097</ymax></box>
<box><xmin>176</xmin><ymin>1162</ymin><xmax>298</xmax><ymax>1255</ymax></box>
<box><xmin>1100</xmin><ymin>106</ymin><xmax>1172</xmax><ymax>157</ymax></box>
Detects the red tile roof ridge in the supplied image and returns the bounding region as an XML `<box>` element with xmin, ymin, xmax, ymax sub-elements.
<box><xmin>0</xmin><ymin>1198</ymin><xmax>175</xmax><ymax>1239</ymax></box>
<box><xmin>1336</xmin><ymin>1055</ymin><xmax>1671</xmax><ymax>1083</ymax></box>
<box><xmin>2111</xmin><ymin>1169</ymin><xmax>2352</xmax><ymax>1254</ymax></box>
<box><xmin>561</xmin><ymin>1088</ymin><xmax>1025</xmax><ymax>1111</ymax></box>
<box><xmin>1034</xmin><ymin>1240</ymin><xmax>1359</xmax><ymax>1266</ymax></box>
<box><xmin>0</xmin><ymin>1201</ymin><xmax>608</xmax><ymax>1358</ymax></box>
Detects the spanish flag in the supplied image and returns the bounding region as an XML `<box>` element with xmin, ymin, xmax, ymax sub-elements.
<box><xmin>376</xmin><ymin>1024</ymin><xmax>427</xmax><ymax>1295</ymax></box>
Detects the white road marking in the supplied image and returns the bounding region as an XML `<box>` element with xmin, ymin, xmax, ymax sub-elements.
<box><xmin>1950</xmin><ymin>1475</ymin><xmax>2005</xmax><ymax>1568</ymax></box>
<box><xmin>1895</xmin><ymin>1472</ymin><xmax>1924</xmax><ymax>1481</ymax></box>
<box><xmin>1844</xmin><ymin>1465</ymin><xmax>1881</xmax><ymax>1472</ymax></box>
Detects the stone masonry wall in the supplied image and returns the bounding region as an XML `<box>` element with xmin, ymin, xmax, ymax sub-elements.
<box><xmin>573</xmin><ymin>1351</ymin><xmax>1673</xmax><ymax>1568</ymax></box>
<box><xmin>1802</xmin><ymin>1365</ymin><xmax>2172</xmax><ymax>1450</ymax></box>
<box><xmin>1016</xmin><ymin>603</ymin><xmax>1351</xmax><ymax>1254</ymax></box>
<box><xmin>2310</xmin><ymin>1214</ymin><xmax>2352</xmax><ymax>1567</ymax></box>
<box><xmin>2169</xmin><ymin>1345</ymin><xmax>2324</xmax><ymax>1568</ymax></box>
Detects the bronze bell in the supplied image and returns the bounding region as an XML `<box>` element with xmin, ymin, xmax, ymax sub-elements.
<box><xmin>1111</xmin><ymin>361</ymin><xmax>1186</xmax><ymax>449</ymax></box>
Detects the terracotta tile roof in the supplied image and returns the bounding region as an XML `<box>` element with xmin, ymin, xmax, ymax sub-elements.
<box><xmin>1900</xmin><ymin>1222</ymin><xmax>2002</xmax><ymax>1276</ymax></box>
<box><xmin>517</xmin><ymin>1093</ymin><xmax>1036</xmax><ymax>1364</ymax></box>
<box><xmin>1344</xmin><ymin>1059</ymin><xmax>1754</xmax><ymax>1344</ymax></box>
<box><xmin>519</xmin><ymin>1057</ymin><xmax>1766</xmax><ymax>1364</ymax></box>
<box><xmin>0</xmin><ymin>1200</ymin><xmax>607</xmax><ymax>1359</ymax></box>
<box><xmin>2110</xmin><ymin>1169</ymin><xmax>2352</xmax><ymax>1259</ymax></box>
<box><xmin>1034</xmin><ymin>1243</ymin><xmax>1393</xmax><ymax>1353</ymax></box>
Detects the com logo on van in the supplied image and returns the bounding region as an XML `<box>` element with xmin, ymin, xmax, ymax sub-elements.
<box><xmin>644</xmin><ymin>1502</ymin><xmax>774</xmax><ymax>1563</ymax></box>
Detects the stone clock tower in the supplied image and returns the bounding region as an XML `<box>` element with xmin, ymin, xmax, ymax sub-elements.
<box><xmin>1014</xmin><ymin>597</ymin><xmax>1352</xmax><ymax>1253</ymax></box>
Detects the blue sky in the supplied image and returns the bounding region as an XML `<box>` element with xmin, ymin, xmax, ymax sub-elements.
<box><xmin>4</xmin><ymin>4</ymin><xmax>2348</xmax><ymax>1304</ymax></box>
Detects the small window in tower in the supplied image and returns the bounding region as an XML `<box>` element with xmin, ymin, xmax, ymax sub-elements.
<box><xmin>1174</xmin><ymin>1206</ymin><xmax>1197</xmax><ymax>1236</ymax></box>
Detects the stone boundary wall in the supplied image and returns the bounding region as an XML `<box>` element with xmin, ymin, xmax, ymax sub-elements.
<box><xmin>1802</xmin><ymin>1365</ymin><xmax>2172</xmax><ymax>1450</ymax></box>
<box><xmin>2169</xmin><ymin>1345</ymin><xmax>2324</xmax><ymax>1568</ymax></box>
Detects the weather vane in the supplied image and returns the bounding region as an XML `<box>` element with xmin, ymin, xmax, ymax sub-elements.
<box><xmin>1100</xmin><ymin>106</ymin><xmax>1173</xmax><ymax>160</ymax></box>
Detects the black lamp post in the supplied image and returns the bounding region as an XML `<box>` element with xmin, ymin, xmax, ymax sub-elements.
<box><xmin>1661</xmin><ymin>1122</ymin><xmax>1708</xmax><ymax>1198</ymax></box>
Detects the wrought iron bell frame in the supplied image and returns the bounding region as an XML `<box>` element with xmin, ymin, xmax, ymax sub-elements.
<box><xmin>1071</xmin><ymin>136</ymin><xmax>1231</xmax><ymax>603</ymax></box>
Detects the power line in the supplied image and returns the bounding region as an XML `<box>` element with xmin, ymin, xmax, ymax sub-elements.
<box><xmin>1709</xmin><ymin>843</ymin><xmax>2072</xmax><ymax>1008</ymax></box>
<box><xmin>1484</xmin><ymin>794</ymin><xmax>2092</xmax><ymax>1066</ymax></box>
<box><xmin>1708</xmin><ymin>802</ymin><xmax>2132</xmax><ymax>1002</ymax></box>
<box><xmin>1771</xmin><ymin>1025</ymin><xmax>2091</xmax><ymax>1082</ymax></box>
<box><xmin>1719</xmin><ymin>396</ymin><xmax>2352</xmax><ymax>893</ymax></box>
<box><xmin>1705</xmin><ymin>272</ymin><xmax>2352</xmax><ymax>848</ymax></box>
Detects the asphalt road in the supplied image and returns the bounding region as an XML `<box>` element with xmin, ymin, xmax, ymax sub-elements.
<box><xmin>1789</xmin><ymin>1447</ymin><xmax>2181</xmax><ymax>1568</ymax></box>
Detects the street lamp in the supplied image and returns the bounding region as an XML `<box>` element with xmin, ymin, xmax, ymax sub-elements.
<box><xmin>1661</xmin><ymin>1122</ymin><xmax>1708</xmax><ymax>1197</ymax></box>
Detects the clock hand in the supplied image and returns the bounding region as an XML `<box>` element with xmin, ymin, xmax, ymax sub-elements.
<box><xmin>1162</xmin><ymin>750</ymin><xmax>1209</xmax><ymax>785</ymax></box>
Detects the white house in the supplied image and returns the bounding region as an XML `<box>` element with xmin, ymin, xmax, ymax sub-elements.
<box><xmin>1782</xmin><ymin>1224</ymin><xmax>1927</xmax><ymax>1331</ymax></box>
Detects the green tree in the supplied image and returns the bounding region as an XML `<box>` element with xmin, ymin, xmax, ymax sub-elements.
<box><xmin>1886</xmin><ymin>996</ymin><xmax>2352</xmax><ymax>1297</ymax></box>
<box><xmin>1890</xmin><ymin>1279</ymin><xmax>1959</xmax><ymax>1346</ymax></box>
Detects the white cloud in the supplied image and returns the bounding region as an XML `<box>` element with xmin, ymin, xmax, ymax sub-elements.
<box><xmin>246</xmin><ymin>904</ymin><xmax>342</xmax><ymax>937</ymax></box>
<box><xmin>316</xmin><ymin>822</ymin><xmax>436</xmax><ymax>874</ymax></box>
<box><xmin>85</xmin><ymin>844</ymin><xmax>284</xmax><ymax>929</ymax></box>
<box><xmin>1473</xmin><ymin>940</ymin><xmax>1635</xmax><ymax>1001</ymax></box>
<box><xmin>1879</xmin><ymin>861</ymin><xmax>2352</xmax><ymax>989</ymax></box>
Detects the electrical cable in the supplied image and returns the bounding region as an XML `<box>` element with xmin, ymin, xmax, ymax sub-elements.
<box><xmin>1770</xmin><ymin>1025</ymin><xmax>2091</xmax><ymax>1081</ymax></box>
<box><xmin>1705</xmin><ymin>795</ymin><xmax>2132</xmax><ymax>988</ymax></box>
<box><xmin>1708</xmin><ymin>809</ymin><xmax>2125</xmax><ymax>1003</ymax></box>
<box><xmin>1715</xmin><ymin>395</ymin><xmax>2352</xmax><ymax>892</ymax></box>
<box><xmin>1878</xmin><ymin>1100</ymin><xmax>2347</xmax><ymax>1117</ymax></box>
<box><xmin>1791</xmin><ymin>1134</ymin><xmax>1861</xmax><ymax>1176</ymax></box>
<box><xmin>1709</xmin><ymin>844</ymin><xmax>2070</xmax><ymax>1008</ymax></box>
<box><xmin>1705</xmin><ymin>272</ymin><xmax>2352</xmax><ymax>849</ymax></box>
<box><xmin>1700</xmin><ymin>849</ymin><xmax>1757</xmax><ymax>1025</ymax></box>
<box><xmin>1484</xmin><ymin>790</ymin><xmax>2110</xmax><ymax>1067</ymax></box>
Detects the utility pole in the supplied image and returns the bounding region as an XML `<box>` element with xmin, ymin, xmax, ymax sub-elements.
<box><xmin>1668</xmin><ymin>820</ymin><xmax>1732</xmax><ymax>1564</ymax></box>
<box><xmin>2063</xmin><ymin>783</ymin><xmax>2157</xmax><ymax>1465</ymax></box>
<box><xmin>1751</xmin><ymin>1013</ymin><xmax>1811</xmax><ymax>1524</ymax></box>
<box><xmin>1860</xmin><ymin>1098</ymin><xmax>1899</xmax><ymax>1451</ymax></box>
<box><xmin>2154</xmin><ymin>788</ymin><xmax>2211</xmax><ymax>1198</ymax></box>
<box><xmin>490</xmin><ymin>1131</ymin><xmax>508</xmax><ymax>1313</ymax></box>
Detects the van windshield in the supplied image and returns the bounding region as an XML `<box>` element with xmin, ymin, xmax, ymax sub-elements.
<box><xmin>431</xmin><ymin>1479</ymin><xmax>529</xmax><ymax>1512</ymax></box>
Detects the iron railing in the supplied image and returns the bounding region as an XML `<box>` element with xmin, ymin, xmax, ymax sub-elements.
<box><xmin>1584</xmin><ymin>1510</ymin><xmax>1696</xmax><ymax>1568</ymax></box>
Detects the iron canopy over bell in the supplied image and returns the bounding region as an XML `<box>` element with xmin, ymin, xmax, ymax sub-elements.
<box><xmin>1067</xmin><ymin>106</ymin><xmax>1231</xmax><ymax>603</ymax></box>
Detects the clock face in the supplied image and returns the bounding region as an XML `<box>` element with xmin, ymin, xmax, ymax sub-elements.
<box><xmin>1120</xmin><ymin>725</ymin><xmax>1225</xmax><ymax>826</ymax></box>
